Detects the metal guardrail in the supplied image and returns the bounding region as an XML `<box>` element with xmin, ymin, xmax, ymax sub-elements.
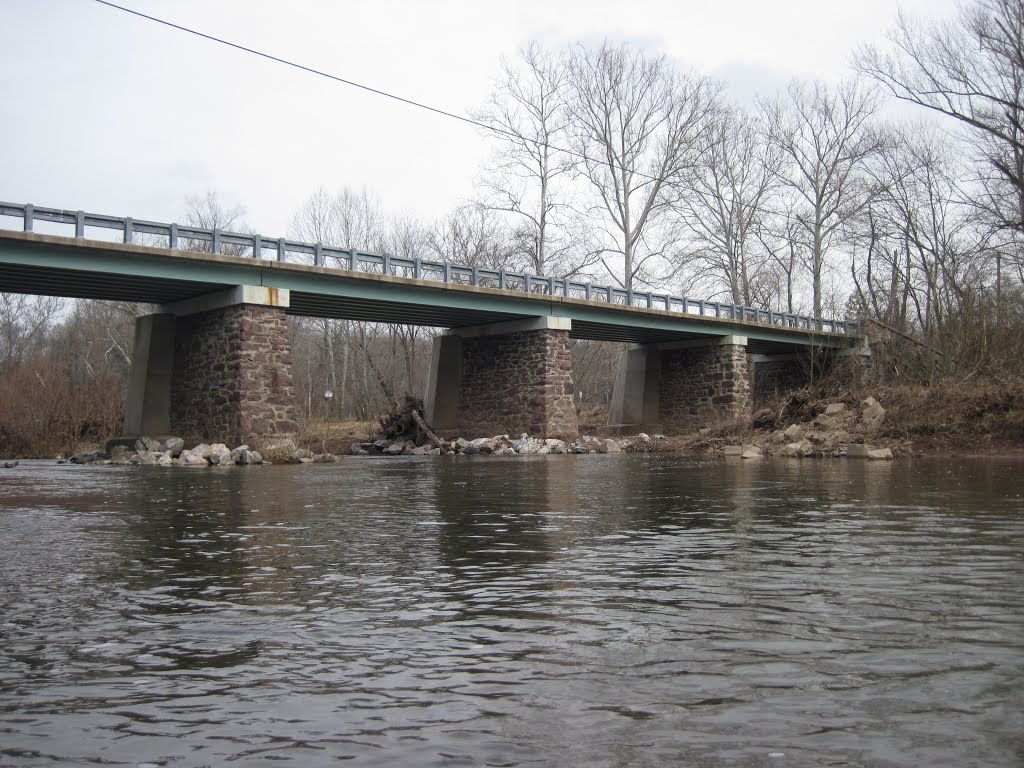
<box><xmin>0</xmin><ymin>202</ymin><xmax>858</xmax><ymax>334</ymax></box>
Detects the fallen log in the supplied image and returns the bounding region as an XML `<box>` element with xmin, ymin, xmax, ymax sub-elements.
<box><xmin>410</xmin><ymin>408</ymin><xmax>445</xmax><ymax>448</ymax></box>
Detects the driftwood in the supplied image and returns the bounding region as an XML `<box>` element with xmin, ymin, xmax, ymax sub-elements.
<box><xmin>2</xmin><ymin>461</ymin><xmax>18</xmax><ymax>469</ymax></box>
<box><xmin>378</xmin><ymin>395</ymin><xmax>444</xmax><ymax>448</ymax></box>
<box><xmin>410</xmin><ymin>408</ymin><xmax>445</xmax><ymax>448</ymax></box>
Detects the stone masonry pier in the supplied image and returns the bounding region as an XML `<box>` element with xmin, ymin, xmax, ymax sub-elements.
<box><xmin>607</xmin><ymin>336</ymin><xmax>870</xmax><ymax>433</ymax></box>
<box><xmin>424</xmin><ymin>317</ymin><xmax>579</xmax><ymax>441</ymax></box>
<box><xmin>607</xmin><ymin>336</ymin><xmax>752</xmax><ymax>432</ymax></box>
<box><xmin>124</xmin><ymin>285</ymin><xmax>297</xmax><ymax>446</ymax></box>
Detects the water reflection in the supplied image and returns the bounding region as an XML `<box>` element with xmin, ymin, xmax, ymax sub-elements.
<box><xmin>0</xmin><ymin>456</ymin><xmax>1021</xmax><ymax>767</ymax></box>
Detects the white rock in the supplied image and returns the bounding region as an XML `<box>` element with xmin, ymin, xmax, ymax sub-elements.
<box><xmin>208</xmin><ymin>443</ymin><xmax>232</xmax><ymax>465</ymax></box>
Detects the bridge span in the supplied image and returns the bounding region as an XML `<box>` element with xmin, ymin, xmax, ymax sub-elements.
<box><xmin>0</xmin><ymin>203</ymin><xmax>866</xmax><ymax>444</ymax></box>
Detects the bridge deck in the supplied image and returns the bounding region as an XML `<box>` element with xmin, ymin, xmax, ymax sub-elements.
<box><xmin>0</xmin><ymin>230</ymin><xmax>860</xmax><ymax>354</ymax></box>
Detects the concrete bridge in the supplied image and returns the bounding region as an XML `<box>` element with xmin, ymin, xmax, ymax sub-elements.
<box><xmin>0</xmin><ymin>203</ymin><xmax>866</xmax><ymax>445</ymax></box>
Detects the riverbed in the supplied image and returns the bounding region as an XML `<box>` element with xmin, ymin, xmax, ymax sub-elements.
<box><xmin>1</xmin><ymin>456</ymin><xmax>1021</xmax><ymax>767</ymax></box>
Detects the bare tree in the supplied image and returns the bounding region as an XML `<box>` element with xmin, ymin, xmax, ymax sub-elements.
<box><xmin>852</xmin><ymin>125</ymin><xmax>985</xmax><ymax>343</ymax></box>
<box><xmin>181</xmin><ymin>190</ymin><xmax>250</xmax><ymax>256</ymax></box>
<box><xmin>855</xmin><ymin>1</ymin><xmax>1024</xmax><ymax>234</ymax></box>
<box><xmin>0</xmin><ymin>293</ymin><xmax>64</xmax><ymax>371</ymax></box>
<box><xmin>679</xmin><ymin>103</ymin><xmax>783</xmax><ymax>305</ymax></box>
<box><xmin>427</xmin><ymin>204</ymin><xmax>516</xmax><ymax>271</ymax></box>
<box><xmin>474</xmin><ymin>42</ymin><xmax>591</xmax><ymax>277</ymax></box>
<box><xmin>565</xmin><ymin>41</ymin><xmax>720</xmax><ymax>292</ymax></box>
<box><xmin>762</xmin><ymin>78</ymin><xmax>885</xmax><ymax>318</ymax></box>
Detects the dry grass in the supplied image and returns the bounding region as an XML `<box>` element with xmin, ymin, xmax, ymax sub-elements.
<box><xmin>665</xmin><ymin>377</ymin><xmax>1024</xmax><ymax>457</ymax></box>
<box><xmin>296</xmin><ymin>419</ymin><xmax>377</xmax><ymax>454</ymax></box>
<box><xmin>870</xmin><ymin>378</ymin><xmax>1024</xmax><ymax>453</ymax></box>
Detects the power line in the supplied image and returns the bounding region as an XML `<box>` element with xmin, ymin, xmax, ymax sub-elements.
<box><xmin>90</xmin><ymin>0</ymin><xmax>596</xmax><ymax>168</ymax></box>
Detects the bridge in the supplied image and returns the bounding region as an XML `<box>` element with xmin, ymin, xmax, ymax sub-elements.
<box><xmin>0</xmin><ymin>202</ymin><xmax>866</xmax><ymax>444</ymax></box>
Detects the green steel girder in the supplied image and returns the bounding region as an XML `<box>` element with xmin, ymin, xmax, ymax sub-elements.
<box><xmin>0</xmin><ymin>231</ymin><xmax>859</xmax><ymax>350</ymax></box>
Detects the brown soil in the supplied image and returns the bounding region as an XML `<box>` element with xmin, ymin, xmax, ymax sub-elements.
<box><xmin>630</xmin><ymin>378</ymin><xmax>1024</xmax><ymax>458</ymax></box>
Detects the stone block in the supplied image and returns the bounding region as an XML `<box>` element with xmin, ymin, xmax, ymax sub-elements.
<box><xmin>862</xmin><ymin>401</ymin><xmax>886</xmax><ymax>431</ymax></box>
<box><xmin>783</xmin><ymin>423</ymin><xmax>804</xmax><ymax>441</ymax></box>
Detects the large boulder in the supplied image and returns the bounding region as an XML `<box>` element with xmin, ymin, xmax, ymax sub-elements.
<box><xmin>513</xmin><ymin>435</ymin><xmax>543</xmax><ymax>454</ymax></box>
<box><xmin>231</xmin><ymin>445</ymin><xmax>264</xmax><ymax>465</ymax></box>
<box><xmin>599</xmin><ymin>439</ymin><xmax>622</xmax><ymax>454</ymax></box>
<box><xmin>780</xmin><ymin>440</ymin><xmax>815</xmax><ymax>458</ymax></box>
<box><xmin>207</xmin><ymin>443</ymin><xmax>233</xmax><ymax>466</ymax></box>
<box><xmin>861</xmin><ymin>397</ymin><xmax>886</xmax><ymax>431</ymax></box>
<box><xmin>177</xmin><ymin>449</ymin><xmax>209</xmax><ymax>466</ymax></box>
<box><xmin>783</xmin><ymin>423</ymin><xmax>804</xmax><ymax>441</ymax></box>
<box><xmin>109</xmin><ymin>445</ymin><xmax>133</xmax><ymax>464</ymax></box>
<box><xmin>162</xmin><ymin>437</ymin><xmax>184</xmax><ymax>456</ymax></box>
<box><xmin>464</xmin><ymin>437</ymin><xmax>498</xmax><ymax>455</ymax></box>
<box><xmin>134</xmin><ymin>436</ymin><xmax>162</xmax><ymax>453</ymax></box>
<box><xmin>544</xmin><ymin>439</ymin><xmax>567</xmax><ymax>454</ymax></box>
<box><xmin>130</xmin><ymin>450</ymin><xmax>160</xmax><ymax>465</ymax></box>
<box><xmin>384</xmin><ymin>440</ymin><xmax>408</xmax><ymax>455</ymax></box>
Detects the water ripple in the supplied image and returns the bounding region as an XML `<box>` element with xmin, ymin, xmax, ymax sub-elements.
<box><xmin>0</xmin><ymin>457</ymin><xmax>1022</xmax><ymax>766</ymax></box>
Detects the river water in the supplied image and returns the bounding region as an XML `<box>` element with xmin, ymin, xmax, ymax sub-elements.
<box><xmin>0</xmin><ymin>456</ymin><xmax>1021</xmax><ymax>767</ymax></box>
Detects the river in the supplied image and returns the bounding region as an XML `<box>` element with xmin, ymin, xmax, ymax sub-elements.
<box><xmin>0</xmin><ymin>456</ymin><xmax>1021</xmax><ymax>767</ymax></box>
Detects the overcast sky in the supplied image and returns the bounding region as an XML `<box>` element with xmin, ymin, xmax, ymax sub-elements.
<box><xmin>2</xmin><ymin>0</ymin><xmax>960</xmax><ymax>241</ymax></box>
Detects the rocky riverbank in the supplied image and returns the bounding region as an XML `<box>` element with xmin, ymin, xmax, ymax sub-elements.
<box><xmin>348</xmin><ymin>433</ymin><xmax>625</xmax><ymax>456</ymax></box>
<box><xmin>63</xmin><ymin>433</ymin><xmax>631</xmax><ymax>466</ymax></box>
<box><xmin>52</xmin><ymin>381</ymin><xmax>1024</xmax><ymax>466</ymax></box>
<box><xmin>708</xmin><ymin>395</ymin><xmax>895</xmax><ymax>460</ymax></box>
<box><xmin>68</xmin><ymin>437</ymin><xmax>268</xmax><ymax>466</ymax></box>
<box><xmin>60</xmin><ymin>402</ymin><xmax>894</xmax><ymax>466</ymax></box>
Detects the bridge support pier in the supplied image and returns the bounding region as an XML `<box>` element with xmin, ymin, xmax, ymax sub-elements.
<box><xmin>607</xmin><ymin>336</ymin><xmax>752</xmax><ymax>433</ymax></box>
<box><xmin>424</xmin><ymin>316</ymin><xmax>579</xmax><ymax>441</ymax></box>
<box><xmin>123</xmin><ymin>286</ymin><xmax>297</xmax><ymax>446</ymax></box>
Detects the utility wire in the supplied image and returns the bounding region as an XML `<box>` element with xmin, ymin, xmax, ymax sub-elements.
<box><xmin>90</xmin><ymin>0</ymin><xmax>622</xmax><ymax>177</ymax></box>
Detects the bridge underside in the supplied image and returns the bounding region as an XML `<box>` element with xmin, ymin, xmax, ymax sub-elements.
<box><xmin>0</xmin><ymin>231</ymin><xmax>867</xmax><ymax>444</ymax></box>
<box><xmin>0</xmin><ymin>232</ymin><xmax>858</xmax><ymax>354</ymax></box>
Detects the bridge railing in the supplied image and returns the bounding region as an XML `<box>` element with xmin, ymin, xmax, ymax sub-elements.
<box><xmin>0</xmin><ymin>202</ymin><xmax>859</xmax><ymax>335</ymax></box>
